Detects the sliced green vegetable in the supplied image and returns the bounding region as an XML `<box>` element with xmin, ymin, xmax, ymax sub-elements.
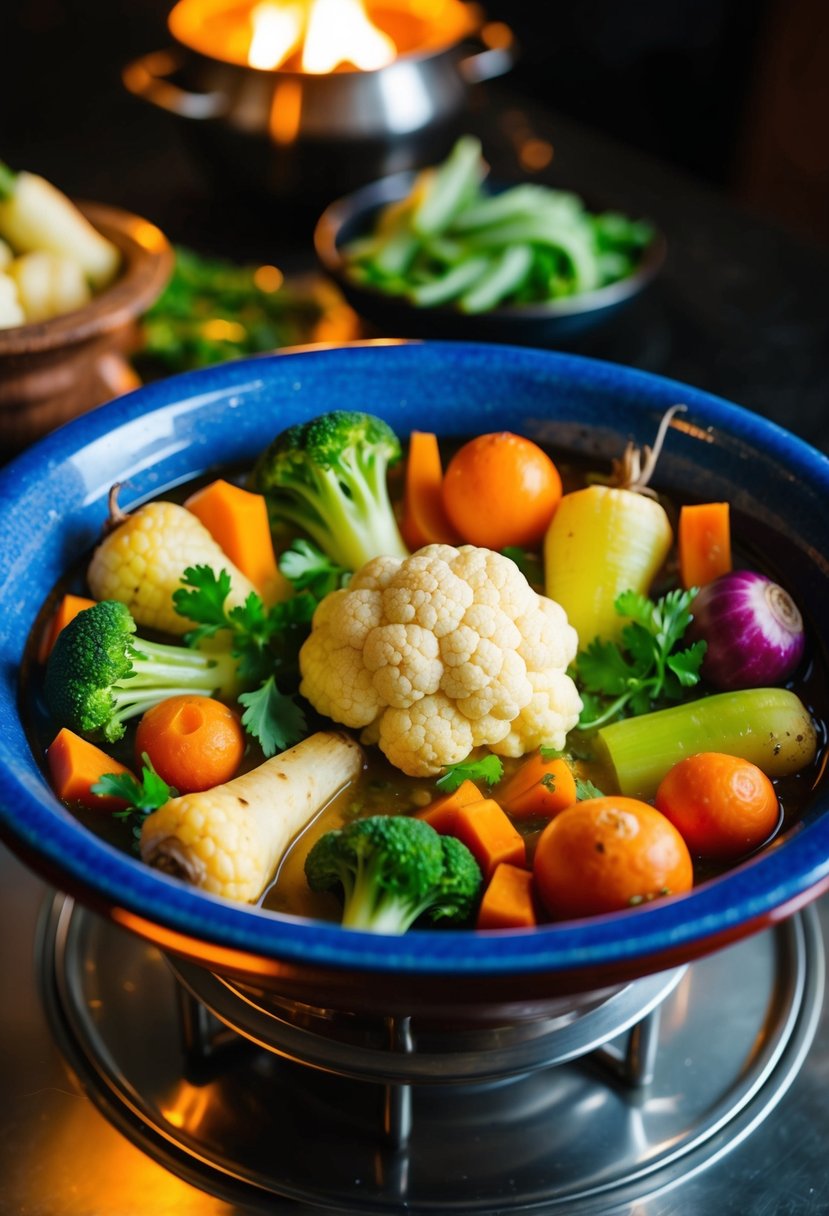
<box><xmin>408</xmin><ymin>255</ymin><xmax>491</xmax><ymax>308</ymax></box>
<box><xmin>412</xmin><ymin>135</ymin><xmax>483</xmax><ymax>237</ymax></box>
<box><xmin>595</xmin><ymin>687</ymin><xmax>818</xmax><ymax>799</ymax></box>
<box><xmin>459</xmin><ymin>245</ymin><xmax>534</xmax><ymax>313</ymax></box>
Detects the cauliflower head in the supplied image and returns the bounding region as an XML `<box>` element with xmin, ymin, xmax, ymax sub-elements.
<box><xmin>299</xmin><ymin>545</ymin><xmax>582</xmax><ymax>777</ymax></box>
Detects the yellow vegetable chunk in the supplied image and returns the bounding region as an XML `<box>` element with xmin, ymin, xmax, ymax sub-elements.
<box><xmin>140</xmin><ymin>731</ymin><xmax>364</xmax><ymax>903</ymax></box>
<box><xmin>87</xmin><ymin>499</ymin><xmax>257</xmax><ymax>636</ymax></box>
<box><xmin>544</xmin><ymin>484</ymin><xmax>673</xmax><ymax>646</ymax></box>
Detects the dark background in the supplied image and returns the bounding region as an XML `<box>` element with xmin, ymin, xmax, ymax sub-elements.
<box><xmin>2</xmin><ymin>0</ymin><xmax>828</xmax><ymax>244</ymax></box>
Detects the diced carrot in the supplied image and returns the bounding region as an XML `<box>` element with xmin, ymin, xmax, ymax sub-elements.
<box><xmin>477</xmin><ymin>863</ymin><xmax>538</xmax><ymax>929</ymax></box>
<box><xmin>38</xmin><ymin>594</ymin><xmax>97</xmax><ymax>663</ymax></box>
<box><xmin>184</xmin><ymin>479</ymin><xmax>289</xmax><ymax>603</ymax></box>
<box><xmin>678</xmin><ymin>502</ymin><xmax>732</xmax><ymax>590</ymax></box>
<box><xmin>415</xmin><ymin>779</ymin><xmax>484</xmax><ymax>834</ymax></box>
<box><xmin>498</xmin><ymin>754</ymin><xmax>578</xmax><ymax>820</ymax></box>
<box><xmin>401</xmin><ymin>431</ymin><xmax>457</xmax><ymax>550</ymax></box>
<box><xmin>46</xmin><ymin>728</ymin><xmax>133</xmax><ymax>810</ymax></box>
<box><xmin>451</xmin><ymin>798</ymin><xmax>526</xmax><ymax>881</ymax></box>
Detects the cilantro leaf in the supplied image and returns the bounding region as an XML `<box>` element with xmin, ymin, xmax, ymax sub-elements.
<box><xmin>435</xmin><ymin>753</ymin><xmax>504</xmax><ymax>793</ymax></box>
<box><xmin>174</xmin><ymin>565</ymin><xmax>233</xmax><ymax>630</ymax></box>
<box><xmin>541</xmin><ymin>772</ymin><xmax>557</xmax><ymax>792</ymax></box>
<box><xmin>279</xmin><ymin>539</ymin><xmax>351</xmax><ymax>602</ymax></box>
<box><xmin>238</xmin><ymin>676</ymin><xmax>307</xmax><ymax>757</ymax></box>
<box><xmin>574</xmin><ymin>586</ymin><xmax>706</xmax><ymax>729</ymax></box>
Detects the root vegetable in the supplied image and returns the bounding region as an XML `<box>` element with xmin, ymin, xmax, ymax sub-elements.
<box><xmin>140</xmin><ymin>731</ymin><xmax>364</xmax><ymax>902</ymax></box>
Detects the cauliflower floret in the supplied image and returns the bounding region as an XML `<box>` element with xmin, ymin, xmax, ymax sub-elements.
<box><xmin>299</xmin><ymin>544</ymin><xmax>582</xmax><ymax>776</ymax></box>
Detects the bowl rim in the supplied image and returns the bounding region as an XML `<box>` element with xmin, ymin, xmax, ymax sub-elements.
<box><xmin>0</xmin><ymin>340</ymin><xmax>827</xmax><ymax>980</ymax></box>
<box><xmin>0</xmin><ymin>200</ymin><xmax>173</xmax><ymax>356</ymax></box>
<box><xmin>314</xmin><ymin>170</ymin><xmax>666</xmax><ymax>321</ymax></box>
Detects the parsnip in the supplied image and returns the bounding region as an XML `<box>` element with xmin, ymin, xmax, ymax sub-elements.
<box><xmin>140</xmin><ymin>731</ymin><xmax>364</xmax><ymax>903</ymax></box>
<box><xmin>595</xmin><ymin>688</ymin><xmax>818</xmax><ymax>800</ymax></box>
<box><xmin>0</xmin><ymin>271</ymin><xmax>24</xmax><ymax>328</ymax></box>
<box><xmin>545</xmin><ymin>484</ymin><xmax>672</xmax><ymax>645</ymax></box>
<box><xmin>544</xmin><ymin>406</ymin><xmax>681</xmax><ymax>646</ymax></box>
<box><xmin>0</xmin><ymin>162</ymin><xmax>120</xmax><ymax>290</ymax></box>
<box><xmin>8</xmin><ymin>251</ymin><xmax>91</xmax><ymax>323</ymax></box>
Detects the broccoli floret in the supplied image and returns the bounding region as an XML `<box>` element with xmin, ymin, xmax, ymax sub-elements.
<box><xmin>45</xmin><ymin>599</ymin><xmax>239</xmax><ymax>744</ymax></box>
<box><xmin>304</xmin><ymin>814</ymin><xmax>482</xmax><ymax>934</ymax></box>
<box><xmin>252</xmin><ymin>410</ymin><xmax>409</xmax><ymax>571</ymax></box>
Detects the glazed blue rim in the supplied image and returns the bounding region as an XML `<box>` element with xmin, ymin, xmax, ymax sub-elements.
<box><xmin>0</xmin><ymin>340</ymin><xmax>827</xmax><ymax>977</ymax></box>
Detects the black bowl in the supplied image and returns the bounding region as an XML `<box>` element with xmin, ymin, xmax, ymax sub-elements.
<box><xmin>314</xmin><ymin>171</ymin><xmax>666</xmax><ymax>346</ymax></box>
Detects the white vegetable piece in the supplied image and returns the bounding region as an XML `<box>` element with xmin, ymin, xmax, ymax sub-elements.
<box><xmin>8</xmin><ymin>251</ymin><xmax>92</xmax><ymax>323</ymax></box>
<box><xmin>0</xmin><ymin>272</ymin><xmax>24</xmax><ymax>328</ymax></box>
<box><xmin>140</xmin><ymin>731</ymin><xmax>365</xmax><ymax>903</ymax></box>
<box><xmin>0</xmin><ymin>170</ymin><xmax>120</xmax><ymax>290</ymax></box>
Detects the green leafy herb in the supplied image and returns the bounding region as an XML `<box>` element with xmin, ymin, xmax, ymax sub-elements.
<box><xmin>173</xmin><ymin>565</ymin><xmax>313</xmax><ymax>754</ymax></box>
<box><xmin>279</xmin><ymin>539</ymin><xmax>351</xmax><ymax>603</ymax></box>
<box><xmin>575</xmin><ymin>777</ymin><xmax>604</xmax><ymax>800</ymax></box>
<box><xmin>173</xmin><ymin>564</ymin><xmax>315</xmax><ymax>683</ymax></box>
<box><xmin>539</xmin><ymin>744</ymin><xmax>565</xmax><ymax>760</ymax></box>
<box><xmin>92</xmin><ymin>754</ymin><xmax>174</xmax><ymax>844</ymax></box>
<box><xmin>574</xmin><ymin>588</ymin><xmax>707</xmax><ymax>730</ymax></box>
<box><xmin>138</xmin><ymin>246</ymin><xmax>323</xmax><ymax>374</ymax></box>
<box><xmin>238</xmin><ymin>676</ymin><xmax>307</xmax><ymax>758</ymax></box>
<box><xmin>541</xmin><ymin>772</ymin><xmax>557</xmax><ymax>792</ymax></box>
<box><xmin>435</xmin><ymin>753</ymin><xmax>504</xmax><ymax>794</ymax></box>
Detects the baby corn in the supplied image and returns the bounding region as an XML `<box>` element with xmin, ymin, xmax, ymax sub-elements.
<box><xmin>88</xmin><ymin>499</ymin><xmax>257</xmax><ymax>636</ymax></box>
<box><xmin>140</xmin><ymin>731</ymin><xmax>364</xmax><ymax>902</ymax></box>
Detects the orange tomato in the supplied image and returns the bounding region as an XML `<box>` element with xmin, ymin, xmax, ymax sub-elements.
<box><xmin>655</xmin><ymin>752</ymin><xmax>780</xmax><ymax>859</ymax></box>
<box><xmin>135</xmin><ymin>695</ymin><xmax>245</xmax><ymax>794</ymax></box>
<box><xmin>533</xmin><ymin>796</ymin><xmax>694</xmax><ymax>919</ymax></box>
<box><xmin>441</xmin><ymin>432</ymin><xmax>562</xmax><ymax>550</ymax></box>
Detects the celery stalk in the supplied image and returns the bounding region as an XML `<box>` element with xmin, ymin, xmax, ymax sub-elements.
<box><xmin>412</xmin><ymin>135</ymin><xmax>484</xmax><ymax>238</ymax></box>
<box><xmin>595</xmin><ymin>688</ymin><xmax>818</xmax><ymax>800</ymax></box>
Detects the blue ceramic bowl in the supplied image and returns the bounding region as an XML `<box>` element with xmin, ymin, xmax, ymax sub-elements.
<box><xmin>314</xmin><ymin>172</ymin><xmax>666</xmax><ymax>347</ymax></box>
<box><xmin>0</xmin><ymin>342</ymin><xmax>827</xmax><ymax>1011</ymax></box>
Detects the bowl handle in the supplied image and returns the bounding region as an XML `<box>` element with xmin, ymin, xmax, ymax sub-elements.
<box><xmin>122</xmin><ymin>50</ymin><xmax>227</xmax><ymax>120</ymax></box>
<box><xmin>457</xmin><ymin>28</ymin><xmax>518</xmax><ymax>84</ymax></box>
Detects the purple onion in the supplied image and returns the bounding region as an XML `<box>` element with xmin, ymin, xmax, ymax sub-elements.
<box><xmin>688</xmin><ymin>570</ymin><xmax>806</xmax><ymax>690</ymax></box>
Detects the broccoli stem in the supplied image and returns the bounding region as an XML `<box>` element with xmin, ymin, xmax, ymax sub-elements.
<box><xmin>278</xmin><ymin>464</ymin><xmax>408</xmax><ymax>570</ymax></box>
<box><xmin>341</xmin><ymin>853</ymin><xmax>433</xmax><ymax>933</ymax></box>
<box><xmin>110</xmin><ymin>639</ymin><xmax>239</xmax><ymax>726</ymax></box>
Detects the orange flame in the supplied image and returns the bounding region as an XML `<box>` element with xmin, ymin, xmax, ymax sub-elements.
<box><xmin>248</xmin><ymin>0</ymin><xmax>397</xmax><ymax>72</ymax></box>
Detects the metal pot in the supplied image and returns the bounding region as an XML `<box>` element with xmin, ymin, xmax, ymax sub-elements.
<box><xmin>122</xmin><ymin>0</ymin><xmax>515</xmax><ymax>200</ymax></box>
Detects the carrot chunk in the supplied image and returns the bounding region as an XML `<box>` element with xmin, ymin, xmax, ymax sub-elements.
<box><xmin>477</xmin><ymin>863</ymin><xmax>537</xmax><ymax>929</ymax></box>
<box><xmin>498</xmin><ymin>754</ymin><xmax>578</xmax><ymax>820</ymax></box>
<box><xmin>46</xmin><ymin>728</ymin><xmax>133</xmax><ymax>810</ymax></box>
<box><xmin>38</xmin><ymin>594</ymin><xmax>96</xmax><ymax>663</ymax></box>
<box><xmin>678</xmin><ymin>502</ymin><xmax>732</xmax><ymax>590</ymax></box>
<box><xmin>184</xmin><ymin>479</ymin><xmax>288</xmax><ymax>602</ymax></box>
<box><xmin>401</xmin><ymin>431</ymin><xmax>457</xmax><ymax>550</ymax></box>
<box><xmin>451</xmin><ymin>798</ymin><xmax>526</xmax><ymax>880</ymax></box>
<box><xmin>415</xmin><ymin>779</ymin><xmax>484</xmax><ymax>834</ymax></box>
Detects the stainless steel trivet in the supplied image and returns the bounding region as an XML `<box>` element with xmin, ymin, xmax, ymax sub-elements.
<box><xmin>37</xmin><ymin>891</ymin><xmax>824</xmax><ymax>1216</ymax></box>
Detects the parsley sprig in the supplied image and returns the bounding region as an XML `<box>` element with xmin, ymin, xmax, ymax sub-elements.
<box><xmin>172</xmin><ymin>565</ymin><xmax>312</xmax><ymax>755</ymax></box>
<box><xmin>436</xmin><ymin>753</ymin><xmax>504</xmax><ymax>793</ymax></box>
<box><xmin>92</xmin><ymin>754</ymin><xmax>173</xmax><ymax>845</ymax></box>
<box><xmin>574</xmin><ymin>588</ymin><xmax>707</xmax><ymax>731</ymax></box>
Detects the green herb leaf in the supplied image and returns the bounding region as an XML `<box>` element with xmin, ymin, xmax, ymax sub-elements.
<box><xmin>279</xmin><ymin>539</ymin><xmax>351</xmax><ymax>602</ymax></box>
<box><xmin>574</xmin><ymin>586</ymin><xmax>706</xmax><ymax>729</ymax></box>
<box><xmin>435</xmin><ymin>753</ymin><xmax>504</xmax><ymax>793</ymax></box>
<box><xmin>93</xmin><ymin>754</ymin><xmax>174</xmax><ymax>845</ymax></box>
<box><xmin>541</xmin><ymin>772</ymin><xmax>557</xmax><ymax>792</ymax></box>
<box><xmin>575</xmin><ymin>777</ymin><xmax>604</xmax><ymax>800</ymax></box>
<box><xmin>238</xmin><ymin>676</ymin><xmax>307</xmax><ymax>758</ymax></box>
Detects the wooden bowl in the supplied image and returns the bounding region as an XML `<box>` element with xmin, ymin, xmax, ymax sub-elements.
<box><xmin>0</xmin><ymin>202</ymin><xmax>173</xmax><ymax>454</ymax></box>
